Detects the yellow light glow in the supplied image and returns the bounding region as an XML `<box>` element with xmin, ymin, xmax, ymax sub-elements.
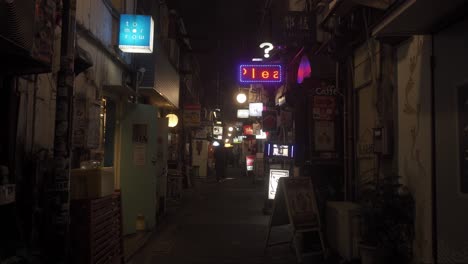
<box><xmin>166</xmin><ymin>114</ymin><xmax>178</xmax><ymax>127</ymax></box>
<box><xmin>236</xmin><ymin>93</ymin><xmax>247</xmax><ymax>104</ymax></box>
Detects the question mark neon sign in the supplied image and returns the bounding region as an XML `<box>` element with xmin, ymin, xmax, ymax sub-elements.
<box><xmin>259</xmin><ymin>42</ymin><xmax>274</xmax><ymax>58</ymax></box>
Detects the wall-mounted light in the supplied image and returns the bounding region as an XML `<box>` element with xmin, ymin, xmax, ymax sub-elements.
<box><xmin>228</xmin><ymin>127</ymin><xmax>234</xmax><ymax>132</ymax></box>
<box><xmin>236</xmin><ymin>93</ymin><xmax>247</xmax><ymax>104</ymax></box>
<box><xmin>166</xmin><ymin>113</ymin><xmax>178</xmax><ymax>127</ymax></box>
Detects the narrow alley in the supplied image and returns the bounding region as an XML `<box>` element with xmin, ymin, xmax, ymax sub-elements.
<box><xmin>2</xmin><ymin>1</ymin><xmax>468</xmax><ymax>264</ymax></box>
<box><xmin>127</xmin><ymin>168</ymin><xmax>298</xmax><ymax>264</ymax></box>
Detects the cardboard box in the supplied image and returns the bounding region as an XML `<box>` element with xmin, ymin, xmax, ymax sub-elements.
<box><xmin>71</xmin><ymin>167</ymin><xmax>114</xmax><ymax>200</ymax></box>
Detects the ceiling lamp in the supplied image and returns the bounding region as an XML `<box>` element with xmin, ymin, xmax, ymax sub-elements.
<box><xmin>236</xmin><ymin>93</ymin><xmax>247</xmax><ymax>104</ymax></box>
<box><xmin>166</xmin><ymin>113</ymin><xmax>178</xmax><ymax>127</ymax></box>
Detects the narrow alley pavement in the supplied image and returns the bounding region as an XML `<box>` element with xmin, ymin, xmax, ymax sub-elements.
<box><xmin>127</xmin><ymin>167</ymin><xmax>298</xmax><ymax>264</ymax></box>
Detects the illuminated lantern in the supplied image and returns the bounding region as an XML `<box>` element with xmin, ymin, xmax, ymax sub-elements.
<box><xmin>166</xmin><ymin>114</ymin><xmax>178</xmax><ymax>127</ymax></box>
<box><xmin>236</xmin><ymin>93</ymin><xmax>247</xmax><ymax>104</ymax></box>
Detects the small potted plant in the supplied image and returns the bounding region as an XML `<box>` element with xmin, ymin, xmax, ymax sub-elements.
<box><xmin>359</xmin><ymin>172</ymin><xmax>415</xmax><ymax>264</ymax></box>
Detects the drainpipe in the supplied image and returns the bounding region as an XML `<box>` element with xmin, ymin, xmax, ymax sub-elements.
<box><xmin>46</xmin><ymin>0</ymin><xmax>76</xmax><ymax>262</ymax></box>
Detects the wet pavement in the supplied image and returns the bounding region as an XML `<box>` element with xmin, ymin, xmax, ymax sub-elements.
<box><xmin>127</xmin><ymin>168</ymin><xmax>299</xmax><ymax>264</ymax></box>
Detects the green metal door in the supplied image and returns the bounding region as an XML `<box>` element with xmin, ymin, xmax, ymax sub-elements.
<box><xmin>119</xmin><ymin>102</ymin><xmax>158</xmax><ymax>235</ymax></box>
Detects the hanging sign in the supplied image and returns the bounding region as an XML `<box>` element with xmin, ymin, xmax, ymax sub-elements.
<box><xmin>246</xmin><ymin>155</ymin><xmax>255</xmax><ymax>171</ymax></box>
<box><xmin>249</xmin><ymin>103</ymin><xmax>263</xmax><ymax>117</ymax></box>
<box><xmin>213</xmin><ymin>126</ymin><xmax>223</xmax><ymax>136</ymax></box>
<box><xmin>239</xmin><ymin>64</ymin><xmax>283</xmax><ymax>84</ymax></box>
<box><xmin>119</xmin><ymin>14</ymin><xmax>154</xmax><ymax>53</ymax></box>
<box><xmin>237</xmin><ymin>109</ymin><xmax>249</xmax><ymax>119</ymax></box>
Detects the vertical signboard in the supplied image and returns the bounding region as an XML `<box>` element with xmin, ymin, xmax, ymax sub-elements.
<box><xmin>268</xmin><ymin>169</ymin><xmax>289</xmax><ymax>199</ymax></box>
<box><xmin>119</xmin><ymin>14</ymin><xmax>154</xmax><ymax>53</ymax></box>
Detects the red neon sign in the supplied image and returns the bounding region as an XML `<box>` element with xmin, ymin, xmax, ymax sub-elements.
<box><xmin>239</xmin><ymin>64</ymin><xmax>283</xmax><ymax>83</ymax></box>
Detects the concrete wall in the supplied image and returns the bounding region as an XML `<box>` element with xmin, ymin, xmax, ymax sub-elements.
<box><xmin>353</xmin><ymin>40</ymin><xmax>380</xmax><ymax>190</ymax></box>
<box><xmin>434</xmin><ymin>17</ymin><xmax>468</xmax><ymax>263</ymax></box>
<box><xmin>397</xmin><ymin>36</ymin><xmax>433</xmax><ymax>264</ymax></box>
<box><xmin>353</xmin><ymin>36</ymin><xmax>433</xmax><ymax>263</ymax></box>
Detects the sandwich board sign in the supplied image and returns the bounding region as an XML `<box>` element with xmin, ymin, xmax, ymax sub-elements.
<box><xmin>265</xmin><ymin>177</ymin><xmax>325</xmax><ymax>262</ymax></box>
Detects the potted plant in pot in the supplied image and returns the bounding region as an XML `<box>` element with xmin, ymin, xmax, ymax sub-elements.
<box><xmin>359</xmin><ymin>172</ymin><xmax>415</xmax><ymax>264</ymax></box>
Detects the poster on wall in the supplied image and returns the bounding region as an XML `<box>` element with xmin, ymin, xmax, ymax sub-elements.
<box><xmin>312</xmin><ymin>95</ymin><xmax>336</xmax><ymax>120</ymax></box>
<box><xmin>183</xmin><ymin>104</ymin><xmax>201</xmax><ymax>127</ymax></box>
<box><xmin>133</xmin><ymin>144</ymin><xmax>146</xmax><ymax>166</ymax></box>
<box><xmin>268</xmin><ymin>169</ymin><xmax>289</xmax><ymax>199</ymax></box>
<box><xmin>314</xmin><ymin>121</ymin><xmax>335</xmax><ymax>151</ymax></box>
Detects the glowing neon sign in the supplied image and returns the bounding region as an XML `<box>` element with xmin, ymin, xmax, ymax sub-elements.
<box><xmin>239</xmin><ymin>64</ymin><xmax>282</xmax><ymax>83</ymax></box>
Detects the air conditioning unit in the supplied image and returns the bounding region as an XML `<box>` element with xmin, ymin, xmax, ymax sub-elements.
<box><xmin>326</xmin><ymin>201</ymin><xmax>361</xmax><ymax>261</ymax></box>
<box><xmin>0</xmin><ymin>0</ymin><xmax>56</xmax><ymax>73</ymax></box>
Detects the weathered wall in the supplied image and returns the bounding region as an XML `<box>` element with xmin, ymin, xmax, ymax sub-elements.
<box><xmin>397</xmin><ymin>35</ymin><xmax>433</xmax><ymax>264</ymax></box>
<box><xmin>353</xmin><ymin>40</ymin><xmax>380</xmax><ymax>191</ymax></box>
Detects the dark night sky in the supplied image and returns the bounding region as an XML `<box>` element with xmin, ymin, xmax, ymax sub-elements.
<box><xmin>172</xmin><ymin>0</ymin><xmax>266</xmax><ymax>117</ymax></box>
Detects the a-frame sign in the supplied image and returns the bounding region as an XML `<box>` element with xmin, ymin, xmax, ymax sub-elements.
<box><xmin>264</xmin><ymin>177</ymin><xmax>326</xmax><ymax>263</ymax></box>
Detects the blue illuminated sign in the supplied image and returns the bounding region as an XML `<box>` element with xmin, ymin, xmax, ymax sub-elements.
<box><xmin>119</xmin><ymin>14</ymin><xmax>154</xmax><ymax>53</ymax></box>
<box><xmin>239</xmin><ymin>64</ymin><xmax>283</xmax><ymax>84</ymax></box>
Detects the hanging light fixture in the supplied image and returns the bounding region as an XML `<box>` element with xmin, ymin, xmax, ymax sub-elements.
<box><xmin>166</xmin><ymin>113</ymin><xmax>178</xmax><ymax>127</ymax></box>
<box><xmin>236</xmin><ymin>92</ymin><xmax>247</xmax><ymax>104</ymax></box>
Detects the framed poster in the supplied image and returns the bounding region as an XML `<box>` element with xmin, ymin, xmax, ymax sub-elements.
<box><xmin>312</xmin><ymin>95</ymin><xmax>336</xmax><ymax>120</ymax></box>
<box><xmin>314</xmin><ymin>121</ymin><xmax>335</xmax><ymax>151</ymax></box>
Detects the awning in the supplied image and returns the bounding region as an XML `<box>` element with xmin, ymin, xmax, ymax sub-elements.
<box><xmin>372</xmin><ymin>0</ymin><xmax>468</xmax><ymax>37</ymax></box>
<box><xmin>139</xmin><ymin>87</ymin><xmax>178</xmax><ymax>110</ymax></box>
